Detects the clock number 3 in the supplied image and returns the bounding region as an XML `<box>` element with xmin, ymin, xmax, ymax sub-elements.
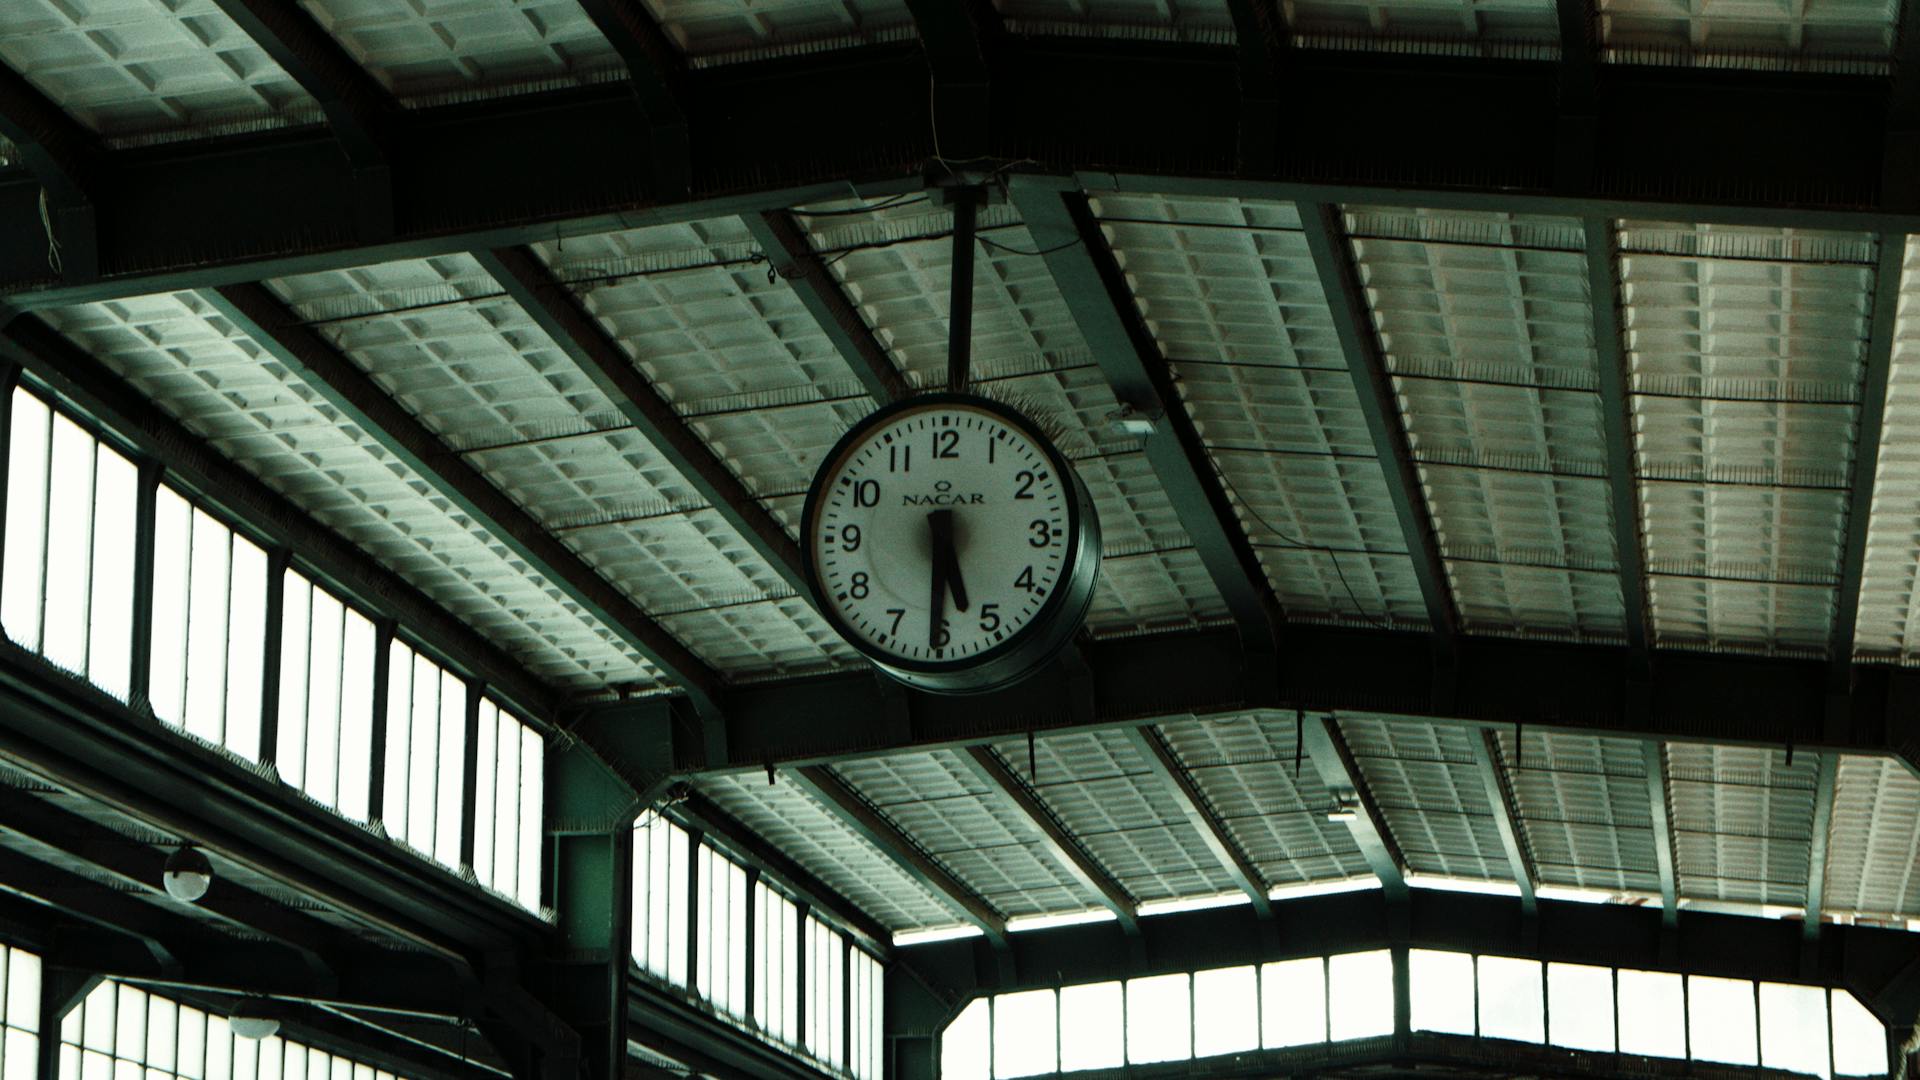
<box><xmin>1029</xmin><ymin>519</ymin><xmax>1052</xmax><ymax>547</ymax></box>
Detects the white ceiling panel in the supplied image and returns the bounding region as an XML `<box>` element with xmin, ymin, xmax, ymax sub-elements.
<box><xmin>1666</xmin><ymin>743</ymin><xmax>1817</xmax><ymax>908</ymax></box>
<box><xmin>638</xmin><ymin>0</ymin><xmax>915</xmax><ymax>62</ymax></box>
<box><xmin>990</xmin><ymin>0</ymin><xmax>1234</xmax><ymax>40</ymax></box>
<box><xmin>1287</xmin><ymin>0</ymin><xmax>1558</xmax><ymax>54</ymax></box>
<box><xmin>38</xmin><ymin>291</ymin><xmax>656</xmax><ymax>690</ymax></box>
<box><xmin>1598</xmin><ymin>0</ymin><xmax>1895</xmax><ymax>72</ymax></box>
<box><xmin>1853</xmin><ymin>236</ymin><xmax>1920</xmax><ymax>663</ymax></box>
<box><xmin>1825</xmin><ymin>754</ymin><xmax>1920</xmax><ymax>919</ymax></box>
<box><xmin>295</xmin><ymin>0</ymin><xmax>624</xmax><ymax>101</ymax></box>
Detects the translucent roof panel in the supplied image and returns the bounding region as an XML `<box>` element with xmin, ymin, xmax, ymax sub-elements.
<box><xmin>37</xmin><ymin>291</ymin><xmax>657</xmax><ymax>690</ymax></box>
<box><xmin>0</xmin><ymin>0</ymin><xmax>319</xmax><ymax>141</ymax></box>
<box><xmin>1493</xmin><ymin>729</ymin><xmax>1661</xmax><ymax>897</ymax></box>
<box><xmin>294</xmin><ymin>0</ymin><xmax>624</xmax><ymax>102</ymax></box>
<box><xmin>1344</xmin><ymin>209</ymin><xmax>1625</xmax><ymax>642</ymax></box>
<box><xmin>831</xmin><ymin>750</ymin><xmax>1101</xmax><ymax>917</ymax></box>
<box><xmin>1619</xmin><ymin>221</ymin><xmax>1873</xmax><ymax>656</ymax></box>
<box><xmin>696</xmin><ymin>771</ymin><xmax>958</xmax><ymax>930</ymax></box>
<box><xmin>267</xmin><ymin>253</ymin><xmax>856</xmax><ymax>680</ymax></box>
<box><xmin>1598</xmin><ymin>0</ymin><xmax>1896</xmax><ymax>73</ymax></box>
<box><xmin>1340</xmin><ymin>716</ymin><xmax>1511</xmax><ymax>883</ymax></box>
<box><xmin>1854</xmin><ymin>236</ymin><xmax>1920</xmax><ymax>663</ymax></box>
<box><xmin>983</xmin><ymin>728</ymin><xmax>1242</xmax><ymax>903</ymax></box>
<box><xmin>1159</xmin><ymin>712</ymin><xmax>1372</xmax><ymax>886</ymax></box>
<box><xmin>1664</xmin><ymin>743</ymin><xmax>1817</xmax><ymax>908</ymax></box>
<box><xmin>812</xmin><ymin>198</ymin><xmax>1227</xmax><ymax>633</ymax></box>
<box><xmin>990</xmin><ymin>0</ymin><xmax>1235</xmax><ymax>42</ymax></box>
<box><xmin>1094</xmin><ymin>192</ymin><xmax>1426</xmax><ymax>629</ymax></box>
<box><xmin>1286</xmin><ymin>0</ymin><xmax>1559</xmax><ymax>56</ymax></box>
<box><xmin>1825</xmin><ymin>754</ymin><xmax>1920</xmax><ymax>919</ymax></box>
<box><xmin>637</xmin><ymin>0</ymin><xmax>915</xmax><ymax>63</ymax></box>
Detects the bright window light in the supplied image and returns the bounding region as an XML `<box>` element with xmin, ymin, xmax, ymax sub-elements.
<box><xmin>1057</xmin><ymin>981</ymin><xmax>1122</xmax><ymax>1072</ymax></box>
<box><xmin>1686</xmin><ymin>975</ymin><xmax>1757</xmax><ymax>1066</ymax></box>
<box><xmin>1125</xmin><ymin>974</ymin><xmax>1191</xmax><ymax>1064</ymax></box>
<box><xmin>1477</xmin><ymin>956</ymin><xmax>1543</xmax><ymax>1043</ymax></box>
<box><xmin>1534</xmin><ymin>885</ymin><xmax>1622</xmax><ymax>905</ymax></box>
<box><xmin>1616</xmin><ymin>969</ymin><xmax>1685</xmax><ymax>1058</ymax></box>
<box><xmin>1405</xmin><ymin>875</ymin><xmax>1522</xmax><ymax>898</ymax></box>
<box><xmin>1006</xmin><ymin>910</ymin><xmax>1114</xmax><ymax>933</ymax></box>
<box><xmin>991</xmin><ymin>990</ymin><xmax>1056</xmax><ymax>1079</ymax></box>
<box><xmin>941</xmin><ymin>999</ymin><xmax>990</xmax><ymax>1080</ymax></box>
<box><xmin>1268</xmin><ymin>878</ymin><xmax>1380</xmax><ymax>902</ymax></box>
<box><xmin>1261</xmin><ymin>958</ymin><xmax>1326</xmax><ymax>1048</ymax></box>
<box><xmin>1138</xmin><ymin>893</ymin><xmax>1250</xmax><ymax>917</ymax></box>
<box><xmin>893</xmin><ymin>926</ymin><xmax>983</xmax><ymax>947</ymax></box>
<box><xmin>1547</xmin><ymin>963</ymin><xmax>1613</xmax><ymax>1052</ymax></box>
<box><xmin>1192</xmin><ymin>966</ymin><xmax>1258</xmax><ymax>1057</ymax></box>
<box><xmin>1409</xmin><ymin>950</ymin><xmax>1474</xmax><ymax>1035</ymax></box>
<box><xmin>1328</xmin><ymin>951</ymin><xmax>1393</xmax><ymax>1041</ymax></box>
<box><xmin>1758</xmin><ymin>982</ymin><xmax>1829</xmax><ymax>1080</ymax></box>
<box><xmin>1830</xmin><ymin>990</ymin><xmax>1887</xmax><ymax>1077</ymax></box>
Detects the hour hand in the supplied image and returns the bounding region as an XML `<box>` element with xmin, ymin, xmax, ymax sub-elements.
<box><xmin>929</xmin><ymin>510</ymin><xmax>952</xmax><ymax>650</ymax></box>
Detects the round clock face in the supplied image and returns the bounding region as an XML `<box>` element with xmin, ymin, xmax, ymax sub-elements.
<box><xmin>802</xmin><ymin>393</ymin><xmax>1101</xmax><ymax>694</ymax></box>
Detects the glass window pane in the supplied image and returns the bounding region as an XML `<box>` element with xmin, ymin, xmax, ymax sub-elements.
<box><xmin>1477</xmin><ymin>956</ymin><xmax>1543</xmax><ymax>1043</ymax></box>
<box><xmin>1411</xmin><ymin>949</ymin><xmax>1475</xmax><ymax>1035</ymax></box>
<box><xmin>112</xmin><ymin>987</ymin><xmax>142</xmax><ymax>1060</ymax></box>
<box><xmin>304</xmin><ymin>588</ymin><xmax>343</xmax><ymax>808</ymax></box>
<box><xmin>1125</xmin><ymin>974</ymin><xmax>1190</xmax><ymax>1064</ymax></box>
<box><xmin>81</xmin><ymin>982</ymin><xmax>114</xmax><ymax>1053</ymax></box>
<box><xmin>1688</xmin><ymin>975</ymin><xmax>1757</xmax><ymax>1065</ymax></box>
<box><xmin>150</xmin><ymin>488</ymin><xmax>190</xmax><ymax>729</ymax></box>
<box><xmin>381</xmin><ymin>640</ymin><xmax>411</xmax><ymax>840</ymax></box>
<box><xmin>145</xmin><ymin>1000</ymin><xmax>174</xmax><ymax>1072</ymax></box>
<box><xmin>518</xmin><ymin>725</ymin><xmax>543</xmax><ymax>909</ymax></box>
<box><xmin>992</xmin><ymin>990</ymin><xmax>1056</xmax><ymax>1079</ymax></box>
<box><xmin>4</xmin><ymin>948</ymin><xmax>39</xmax><ymax>1033</ymax></box>
<box><xmin>2</xmin><ymin>1029</ymin><xmax>34</xmax><ymax>1080</ymax></box>
<box><xmin>1261</xmin><ymin>957</ymin><xmax>1326</xmax><ymax>1048</ymax></box>
<box><xmin>86</xmin><ymin>449</ymin><xmax>134</xmax><ymax>702</ymax></box>
<box><xmin>336</xmin><ymin>609</ymin><xmax>375</xmax><ymax>821</ymax></box>
<box><xmin>183</xmin><ymin>509</ymin><xmax>230</xmax><ymax>745</ymax></box>
<box><xmin>471</xmin><ymin>701</ymin><xmax>497</xmax><ymax>890</ymax></box>
<box><xmin>1759</xmin><ymin>982</ymin><xmax>1829</xmax><ymax>1080</ymax></box>
<box><xmin>223</xmin><ymin>536</ymin><xmax>266</xmax><ymax>761</ymax></box>
<box><xmin>42</xmin><ymin>415</ymin><xmax>94</xmax><ymax>676</ymax></box>
<box><xmin>942</xmin><ymin>999</ymin><xmax>989</xmax><ymax>1080</ymax></box>
<box><xmin>3</xmin><ymin>390</ymin><xmax>49</xmax><ymax>652</ymax></box>
<box><xmin>1832</xmin><ymin>989</ymin><xmax>1887</xmax><ymax>1077</ymax></box>
<box><xmin>1547</xmin><ymin>963</ymin><xmax>1613</xmax><ymax>1052</ymax></box>
<box><xmin>1616</xmin><ymin>969</ymin><xmax>1685</xmax><ymax>1058</ymax></box>
<box><xmin>1328</xmin><ymin>950</ymin><xmax>1393</xmax><ymax>1041</ymax></box>
<box><xmin>275</xmin><ymin>576</ymin><xmax>311</xmax><ymax>787</ymax></box>
<box><xmin>1193</xmin><ymin>966</ymin><xmax>1257</xmax><ymax>1057</ymax></box>
<box><xmin>1057</xmin><ymin>981</ymin><xmax>1122</xmax><ymax>1072</ymax></box>
<box><xmin>432</xmin><ymin>669</ymin><xmax>465</xmax><ymax>867</ymax></box>
<box><xmin>406</xmin><ymin>650</ymin><xmax>438</xmax><ymax>853</ymax></box>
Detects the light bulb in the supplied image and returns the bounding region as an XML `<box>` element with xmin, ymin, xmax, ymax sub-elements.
<box><xmin>229</xmin><ymin>999</ymin><xmax>279</xmax><ymax>1040</ymax></box>
<box><xmin>162</xmin><ymin>846</ymin><xmax>212</xmax><ymax>902</ymax></box>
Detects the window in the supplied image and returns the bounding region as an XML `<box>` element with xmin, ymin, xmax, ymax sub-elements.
<box><xmin>631</xmin><ymin>812</ymin><xmax>689</xmax><ymax>986</ymax></box>
<box><xmin>753</xmin><ymin>882</ymin><xmax>798</xmax><ymax>1045</ymax></box>
<box><xmin>1056</xmin><ymin>983</ymin><xmax>1121</xmax><ymax>1072</ymax></box>
<box><xmin>1475</xmin><ymin>955</ymin><xmax>1542</xmax><ymax>1043</ymax></box>
<box><xmin>1546</xmin><ymin>963</ymin><xmax>1613</xmax><ymax>1052</ymax></box>
<box><xmin>991</xmin><ymin>990</ymin><xmax>1055</xmax><ymax>1079</ymax></box>
<box><xmin>850</xmin><ymin>947</ymin><xmax>882</xmax><ymax>1080</ymax></box>
<box><xmin>57</xmin><ymin>981</ymin><xmax>398</xmax><ymax>1080</ymax></box>
<box><xmin>275</xmin><ymin>570</ymin><xmax>376</xmax><ymax>818</ymax></box>
<box><xmin>804</xmin><ymin>915</ymin><xmax>845</xmax><ymax>1068</ymax></box>
<box><xmin>1192</xmin><ymin>966</ymin><xmax>1257</xmax><ymax>1057</ymax></box>
<box><xmin>1759</xmin><ymin>982</ymin><xmax>1830</xmax><ymax>1080</ymax></box>
<box><xmin>1328</xmin><ymin>951</ymin><xmax>1393</xmax><ymax>1041</ymax></box>
<box><xmin>942</xmin><ymin>999</ymin><xmax>989</xmax><ymax>1080</ymax></box>
<box><xmin>4</xmin><ymin>388</ymin><xmax>136</xmax><ymax>700</ymax></box>
<box><xmin>381</xmin><ymin>640</ymin><xmax>467</xmax><ymax>870</ymax></box>
<box><xmin>0</xmin><ymin>944</ymin><xmax>41</xmax><ymax>1080</ymax></box>
<box><xmin>695</xmin><ymin>844</ymin><xmax>749</xmax><ymax>1019</ymax></box>
<box><xmin>1124</xmin><ymin>974</ymin><xmax>1189</xmax><ymax>1064</ymax></box>
<box><xmin>1410</xmin><ymin>949</ymin><xmax>1474</xmax><ymax>1035</ymax></box>
<box><xmin>1261</xmin><ymin>958</ymin><xmax>1326</xmax><ymax>1049</ymax></box>
<box><xmin>1831</xmin><ymin>989</ymin><xmax>1887</xmax><ymax>1077</ymax></box>
<box><xmin>149</xmin><ymin>488</ymin><xmax>268</xmax><ymax>759</ymax></box>
<box><xmin>1616</xmin><ymin>969</ymin><xmax>1685</xmax><ymax>1057</ymax></box>
<box><xmin>471</xmin><ymin>698</ymin><xmax>542</xmax><ymax>911</ymax></box>
<box><xmin>1687</xmin><ymin>975</ymin><xmax>1757</xmax><ymax>1066</ymax></box>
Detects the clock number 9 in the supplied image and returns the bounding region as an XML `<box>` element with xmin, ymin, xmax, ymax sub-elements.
<box><xmin>853</xmin><ymin>480</ymin><xmax>879</xmax><ymax>507</ymax></box>
<box><xmin>850</xmin><ymin>572</ymin><xmax>870</xmax><ymax>599</ymax></box>
<box><xmin>1029</xmin><ymin>519</ymin><xmax>1052</xmax><ymax>547</ymax></box>
<box><xmin>837</xmin><ymin>524</ymin><xmax>861</xmax><ymax>552</ymax></box>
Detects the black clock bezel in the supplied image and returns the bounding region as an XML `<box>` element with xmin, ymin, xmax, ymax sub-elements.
<box><xmin>800</xmin><ymin>391</ymin><xmax>1100</xmax><ymax>694</ymax></box>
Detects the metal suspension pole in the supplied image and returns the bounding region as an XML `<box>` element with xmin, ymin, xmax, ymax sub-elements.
<box><xmin>947</xmin><ymin>187</ymin><xmax>981</xmax><ymax>392</ymax></box>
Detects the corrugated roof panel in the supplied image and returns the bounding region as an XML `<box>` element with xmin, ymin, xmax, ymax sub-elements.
<box><xmin>698</xmin><ymin>772</ymin><xmax>958</xmax><ymax>930</ymax></box>
<box><xmin>1495</xmin><ymin>730</ymin><xmax>1661</xmax><ymax>895</ymax></box>
<box><xmin>38</xmin><ymin>291</ymin><xmax>656</xmax><ymax>690</ymax></box>
<box><xmin>1620</xmin><ymin>223</ymin><xmax>1871</xmax><ymax>655</ymax></box>
<box><xmin>831</xmin><ymin>750</ymin><xmax>1098</xmax><ymax>917</ymax></box>
<box><xmin>1287</xmin><ymin>0</ymin><xmax>1559</xmax><ymax>55</ymax></box>
<box><xmin>985</xmin><ymin>728</ymin><xmax>1241</xmax><ymax>902</ymax></box>
<box><xmin>1447</xmin><ymin>562</ymin><xmax>1627</xmax><ymax>641</ymax></box>
<box><xmin>1853</xmin><ymin>236</ymin><xmax>1920</xmax><ymax>663</ymax></box>
<box><xmin>990</xmin><ymin>0</ymin><xmax>1234</xmax><ymax>41</ymax></box>
<box><xmin>1598</xmin><ymin>0</ymin><xmax>1895</xmax><ymax>72</ymax></box>
<box><xmin>1340</xmin><ymin>717</ymin><xmax>1510</xmax><ymax>882</ymax></box>
<box><xmin>294</xmin><ymin>0</ymin><xmax>624</xmax><ymax>101</ymax></box>
<box><xmin>0</xmin><ymin>0</ymin><xmax>319</xmax><ymax>140</ymax></box>
<box><xmin>266</xmin><ymin>254</ymin><xmax>856</xmax><ymax>679</ymax></box>
<box><xmin>639</xmin><ymin>0</ymin><xmax>915</xmax><ymax>61</ymax></box>
<box><xmin>1096</xmin><ymin>197</ymin><xmax>1425</xmax><ymax>626</ymax></box>
<box><xmin>1825</xmin><ymin>755</ymin><xmax>1920</xmax><ymax>918</ymax></box>
<box><xmin>1160</xmin><ymin>713</ymin><xmax>1373</xmax><ymax>884</ymax></box>
<box><xmin>1665</xmin><ymin>743</ymin><xmax>1816</xmax><ymax>908</ymax></box>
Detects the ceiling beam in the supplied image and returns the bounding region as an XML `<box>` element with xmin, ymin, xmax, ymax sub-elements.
<box><xmin>1299</xmin><ymin>715</ymin><xmax>1408</xmax><ymax>903</ymax></box>
<box><xmin>0</xmin><ymin>314</ymin><xmax>560</xmax><ymax>721</ymax></box>
<box><xmin>1122</xmin><ymin>725</ymin><xmax>1272</xmax><ymax>917</ymax></box>
<box><xmin>1224</xmin><ymin>0</ymin><xmax>1287</xmax><ymax>172</ymax></box>
<box><xmin>1802</xmin><ymin>752</ymin><xmax>1839</xmax><ymax>945</ymax></box>
<box><xmin>1468</xmin><ymin>730</ymin><xmax>1537</xmax><ymax>915</ymax></box>
<box><xmin>0</xmin><ymin>59</ymin><xmax>97</xmax><ymax>279</ymax></box>
<box><xmin>1299</xmin><ymin>202</ymin><xmax>1457</xmax><ymax>643</ymax></box>
<box><xmin>1583</xmin><ymin>217</ymin><xmax>1653</xmax><ymax>656</ymax></box>
<box><xmin>574</xmin><ymin>0</ymin><xmax>688</xmax><ymax>199</ymax></box>
<box><xmin>744</xmin><ymin>212</ymin><xmax>911</xmax><ymax>404</ymax></box>
<box><xmin>1009</xmin><ymin>182</ymin><xmax>1282</xmax><ymax>671</ymax></box>
<box><xmin>785</xmin><ymin>765</ymin><xmax>1007</xmax><ymax>946</ymax></box>
<box><xmin>954</xmin><ymin>745</ymin><xmax>1140</xmax><ymax>934</ymax></box>
<box><xmin>902</xmin><ymin>0</ymin><xmax>996</xmax><ymax>158</ymax></box>
<box><xmin>203</xmin><ymin>283</ymin><xmax>726</xmax><ymax>715</ymax></box>
<box><xmin>1643</xmin><ymin>741</ymin><xmax>1679</xmax><ymax>928</ymax></box>
<box><xmin>475</xmin><ymin>246</ymin><xmax>811</xmax><ymax>599</ymax></box>
<box><xmin>1829</xmin><ymin>234</ymin><xmax>1903</xmax><ymax>701</ymax></box>
<box><xmin>0</xmin><ymin>846</ymin><xmax>184</xmax><ymax>973</ymax></box>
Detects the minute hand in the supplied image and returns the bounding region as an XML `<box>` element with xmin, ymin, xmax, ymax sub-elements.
<box><xmin>929</xmin><ymin>510</ymin><xmax>952</xmax><ymax>650</ymax></box>
<box><xmin>943</xmin><ymin>519</ymin><xmax>969</xmax><ymax>612</ymax></box>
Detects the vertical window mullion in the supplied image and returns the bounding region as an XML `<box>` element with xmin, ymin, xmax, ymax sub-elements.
<box><xmin>458</xmin><ymin>681</ymin><xmax>480</xmax><ymax>874</ymax></box>
<box><xmin>257</xmin><ymin>551</ymin><xmax>290</xmax><ymax>767</ymax></box>
<box><xmin>366</xmin><ymin>619</ymin><xmax>394</xmax><ymax>825</ymax></box>
<box><xmin>126</xmin><ymin>462</ymin><xmax>159</xmax><ymax>711</ymax></box>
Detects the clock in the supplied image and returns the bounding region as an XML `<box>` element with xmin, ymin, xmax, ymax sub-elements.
<box><xmin>802</xmin><ymin>392</ymin><xmax>1102</xmax><ymax>694</ymax></box>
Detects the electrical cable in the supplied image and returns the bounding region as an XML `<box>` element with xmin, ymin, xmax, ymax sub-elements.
<box><xmin>1214</xmin><ymin>469</ymin><xmax>1390</xmax><ymax>630</ymax></box>
<box><xmin>976</xmin><ymin>234</ymin><xmax>1083</xmax><ymax>258</ymax></box>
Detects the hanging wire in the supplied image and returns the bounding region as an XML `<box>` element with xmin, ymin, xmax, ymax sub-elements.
<box><xmin>1214</xmin><ymin>470</ymin><xmax>1389</xmax><ymax>630</ymax></box>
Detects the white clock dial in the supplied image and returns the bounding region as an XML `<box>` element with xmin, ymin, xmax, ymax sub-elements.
<box><xmin>802</xmin><ymin>394</ymin><xmax>1100</xmax><ymax>692</ymax></box>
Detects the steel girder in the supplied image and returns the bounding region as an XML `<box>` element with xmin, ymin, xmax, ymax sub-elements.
<box><xmin>0</xmin><ymin>44</ymin><xmax>1911</xmax><ymax>314</ymax></box>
